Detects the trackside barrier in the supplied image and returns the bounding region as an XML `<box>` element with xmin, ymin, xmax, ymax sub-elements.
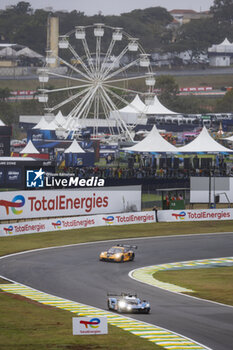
<box><xmin>0</xmin><ymin>211</ymin><xmax>155</xmax><ymax>237</ymax></box>
<box><xmin>1</xmin><ymin>208</ymin><xmax>233</xmax><ymax>237</ymax></box>
<box><xmin>158</xmin><ymin>208</ymin><xmax>233</xmax><ymax>222</ymax></box>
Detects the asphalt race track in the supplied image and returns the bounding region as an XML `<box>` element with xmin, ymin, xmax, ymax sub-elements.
<box><xmin>1</xmin><ymin>232</ymin><xmax>233</xmax><ymax>350</ymax></box>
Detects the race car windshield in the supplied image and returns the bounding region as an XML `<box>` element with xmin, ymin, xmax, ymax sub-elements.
<box><xmin>108</xmin><ymin>247</ymin><xmax>123</xmax><ymax>253</ymax></box>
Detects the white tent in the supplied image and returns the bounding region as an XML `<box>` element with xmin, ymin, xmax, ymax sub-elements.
<box><xmin>20</xmin><ymin>140</ymin><xmax>40</xmax><ymax>154</ymax></box>
<box><xmin>123</xmin><ymin>125</ymin><xmax>177</xmax><ymax>153</ymax></box>
<box><xmin>44</xmin><ymin>120</ymin><xmax>58</xmax><ymax>131</ymax></box>
<box><xmin>223</xmin><ymin>135</ymin><xmax>233</xmax><ymax>142</ymax></box>
<box><xmin>64</xmin><ymin>139</ymin><xmax>85</xmax><ymax>153</ymax></box>
<box><xmin>178</xmin><ymin>126</ymin><xmax>232</xmax><ymax>153</ymax></box>
<box><xmin>208</xmin><ymin>38</ymin><xmax>233</xmax><ymax>53</ymax></box>
<box><xmin>143</xmin><ymin>95</ymin><xmax>177</xmax><ymax>115</ymax></box>
<box><xmin>16</xmin><ymin>47</ymin><xmax>43</xmax><ymax>58</ymax></box>
<box><xmin>109</xmin><ymin>95</ymin><xmax>147</xmax><ymax>124</ymax></box>
<box><xmin>54</xmin><ymin>111</ymin><xmax>66</xmax><ymax>126</ymax></box>
<box><xmin>118</xmin><ymin>95</ymin><xmax>146</xmax><ymax>113</ymax></box>
<box><xmin>32</xmin><ymin>116</ymin><xmax>49</xmax><ymax>129</ymax></box>
<box><xmin>0</xmin><ymin>119</ymin><xmax>5</xmax><ymax>126</ymax></box>
<box><xmin>0</xmin><ymin>47</ymin><xmax>17</xmax><ymax>57</ymax></box>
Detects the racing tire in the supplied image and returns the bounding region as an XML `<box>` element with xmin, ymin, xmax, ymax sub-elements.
<box><xmin>107</xmin><ymin>300</ymin><xmax>111</xmax><ymax>310</ymax></box>
<box><xmin>120</xmin><ymin>255</ymin><xmax>124</xmax><ymax>263</ymax></box>
<box><xmin>131</xmin><ymin>253</ymin><xmax>135</xmax><ymax>261</ymax></box>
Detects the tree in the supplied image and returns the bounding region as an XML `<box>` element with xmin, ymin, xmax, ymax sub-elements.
<box><xmin>210</xmin><ymin>0</ymin><xmax>233</xmax><ymax>23</ymax></box>
<box><xmin>215</xmin><ymin>89</ymin><xmax>233</xmax><ymax>112</ymax></box>
<box><xmin>155</xmin><ymin>75</ymin><xmax>179</xmax><ymax>108</ymax></box>
<box><xmin>171</xmin><ymin>18</ymin><xmax>223</xmax><ymax>60</ymax></box>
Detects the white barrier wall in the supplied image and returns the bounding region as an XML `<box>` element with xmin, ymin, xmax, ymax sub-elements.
<box><xmin>1</xmin><ymin>208</ymin><xmax>233</xmax><ymax>237</ymax></box>
<box><xmin>158</xmin><ymin>208</ymin><xmax>233</xmax><ymax>222</ymax></box>
<box><xmin>0</xmin><ymin>186</ymin><xmax>141</xmax><ymax>221</ymax></box>
<box><xmin>0</xmin><ymin>211</ymin><xmax>155</xmax><ymax>237</ymax></box>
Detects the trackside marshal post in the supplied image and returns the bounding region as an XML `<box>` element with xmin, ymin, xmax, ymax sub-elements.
<box><xmin>72</xmin><ymin>317</ymin><xmax>108</xmax><ymax>335</ymax></box>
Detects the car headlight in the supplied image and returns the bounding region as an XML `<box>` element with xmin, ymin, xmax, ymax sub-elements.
<box><xmin>119</xmin><ymin>300</ymin><xmax>126</xmax><ymax>308</ymax></box>
<box><xmin>115</xmin><ymin>253</ymin><xmax>121</xmax><ymax>258</ymax></box>
<box><xmin>127</xmin><ymin>305</ymin><xmax>132</xmax><ymax>310</ymax></box>
<box><xmin>146</xmin><ymin>303</ymin><xmax>150</xmax><ymax>307</ymax></box>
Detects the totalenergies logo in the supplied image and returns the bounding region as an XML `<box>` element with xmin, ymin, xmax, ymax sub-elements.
<box><xmin>172</xmin><ymin>211</ymin><xmax>186</xmax><ymax>220</ymax></box>
<box><xmin>4</xmin><ymin>225</ymin><xmax>14</xmax><ymax>234</ymax></box>
<box><xmin>102</xmin><ymin>215</ymin><xmax>114</xmax><ymax>224</ymax></box>
<box><xmin>52</xmin><ymin>220</ymin><xmax>62</xmax><ymax>229</ymax></box>
<box><xmin>0</xmin><ymin>195</ymin><xmax>25</xmax><ymax>215</ymax></box>
<box><xmin>80</xmin><ymin>318</ymin><xmax>100</xmax><ymax>329</ymax></box>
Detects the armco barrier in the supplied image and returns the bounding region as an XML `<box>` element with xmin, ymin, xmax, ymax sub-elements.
<box><xmin>0</xmin><ymin>211</ymin><xmax>155</xmax><ymax>237</ymax></box>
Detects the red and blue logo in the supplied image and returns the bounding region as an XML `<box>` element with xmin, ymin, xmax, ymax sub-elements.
<box><xmin>4</xmin><ymin>225</ymin><xmax>14</xmax><ymax>234</ymax></box>
<box><xmin>172</xmin><ymin>211</ymin><xmax>186</xmax><ymax>220</ymax></box>
<box><xmin>52</xmin><ymin>220</ymin><xmax>62</xmax><ymax>229</ymax></box>
<box><xmin>0</xmin><ymin>195</ymin><xmax>25</xmax><ymax>215</ymax></box>
<box><xmin>102</xmin><ymin>215</ymin><xmax>114</xmax><ymax>224</ymax></box>
<box><xmin>80</xmin><ymin>318</ymin><xmax>100</xmax><ymax>329</ymax></box>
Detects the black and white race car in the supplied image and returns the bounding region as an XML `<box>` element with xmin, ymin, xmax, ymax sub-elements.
<box><xmin>107</xmin><ymin>292</ymin><xmax>150</xmax><ymax>313</ymax></box>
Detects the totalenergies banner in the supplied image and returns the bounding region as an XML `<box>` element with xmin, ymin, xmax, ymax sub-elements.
<box><xmin>158</xmin><ymin>208</ymin><xmax>233</xmax><ymax>222</ymax></box>
<box><xmin>0</xmin><ymin>186</ymin><xmax>141</xmax><ymax>221</ymax></box>
<box><xmin>0</xmin><ymin>211</ymin><xmax>155</xmax><ymax>236</ymax></box>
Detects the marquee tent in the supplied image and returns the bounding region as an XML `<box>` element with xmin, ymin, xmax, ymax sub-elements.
<box><xmin>32</xmin><ymin>116</ymin><xmax>49</xmax><ymax>129</ymax></box>
<box><xmin>16</xmin><ymin>47</ymin><xmax>43</xmax><ymax>58</ymax></box>
<box><xmin>64</xmin><ymin>139</ymin><xmax>85</xmax><ymax>153</ymax></box>
<box><xmin>109</xmin><ymin>94</ymin><xmax>147</xmax><ymax>124</ymax></box>
<box><xmin>178</xmin><ymin>126</ymin><xmax>232</xmax><ymax>153</ymax></box>
<box><xmin>54</xmin><ymin>111</ymin><xmax>66</xmax><ymax>127</ymax></box>
<box><xmin>208</xmin><ymin>38</ymin><xmax>233</xmax><ymax>53</ymax></box>
<box><xmin>123</xmin><ymin>125</ymin><xmax>177</xmax><ymax>153</ymax></box>
<box><xmin>0</xmin><ymin>119</ymin><xmax>5</xmax><ymax>126</ymax></box>
<box><xmin>144</xmin><ymin>95</ymin><xmax>178</xmax><ymax>115</ymax></box>
<box><xmin>20</xmin><ymin>140</ymin><xmax>40</xmax><ymax>154</ymax></box>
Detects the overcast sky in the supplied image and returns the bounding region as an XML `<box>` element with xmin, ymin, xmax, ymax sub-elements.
<box><xmin>0</xmin><ymin>0</ymin><xmax>214</xmax><ymax>15</ymax></box>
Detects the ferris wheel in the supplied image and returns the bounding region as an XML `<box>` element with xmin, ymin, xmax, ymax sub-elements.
<box><xmin>38</xmin><ymin>23</ymin><xmax>155</xmax><ymax>141</ymax></box>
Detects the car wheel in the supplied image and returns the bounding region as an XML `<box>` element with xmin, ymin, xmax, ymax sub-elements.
<box><xmin>107</xmin><ymin>300</ymin><xmax>111</xmax><ymax>310</ymax></box>
<box><xmin>131</xmin><ymin>253</ymin><xmax>135</xmax><ymax>261</ymax></box>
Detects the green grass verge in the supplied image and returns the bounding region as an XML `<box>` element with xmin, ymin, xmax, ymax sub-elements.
<box><xmin>0</xmin><ymin>220</ymin><xmax>233</xmax><ymax>257</ymax></box>
<box><xmin>154</xmin><ymin>266</ymin><xmax>233</xmax><ymax>306</ymax></box>
<box><xmin>0</xmin><ymin>291</ymin><xmax>159</xmax><ymax>350</ymax></box>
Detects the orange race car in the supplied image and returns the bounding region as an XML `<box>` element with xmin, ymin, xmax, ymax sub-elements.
<box><xmin>99</xmin><ymin>244</ymin><xmax>137</xmax><ymax>262</ymax></box>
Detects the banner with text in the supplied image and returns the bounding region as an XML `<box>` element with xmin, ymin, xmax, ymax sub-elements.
<box><xmin>0</xmin><ymin>211</ymin><xmax>155</xmax><ymax>236</ymax></box>
<box><xmin>73</xmin><ymin>317</ymin><xmax>108</xmax><ymax>335</ymax></box>
<box><xmin>158</xmin><ymin>208</ymin><xmax>233</xmax><ymax>222</ymax></box>
<box><xmin>0</xmin><ymin>186</ymin><xmax>141</xmax><ymax>221</ymax></box>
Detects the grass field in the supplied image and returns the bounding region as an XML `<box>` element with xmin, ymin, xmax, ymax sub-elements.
<box><xmin>155</xmin><ymin>266</ymin><xmax>233</xmax><ymax>306</ymax></box>
<box><xmin>1</xmin><ymin>221</ymin><xmax>232</xmax><ymax>350</ymax></box>
<box><xmin>1</xmin><ymin>71</ymin><xmax>233</xmax><ymax>91</ymax></box>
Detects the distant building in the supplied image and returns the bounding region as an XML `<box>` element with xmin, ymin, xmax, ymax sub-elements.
<box><xmin>208</xmin><ymin>38</ymin><xmax>233</xmax><ymax>67</ymax></box>
<box><xmin>170</xmin><ymin>9</ymin><xmax>212</xmax><ymax>25</ymax></box>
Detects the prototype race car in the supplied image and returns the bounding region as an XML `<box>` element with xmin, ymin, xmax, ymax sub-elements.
<box><xmin>99</xmin><ymin>244</ymin><xmax>137</xmax><ymax>262</ymax></box>
<box><xmin>107</xmin><ymin>292</ymin><xmax>150</xmax><ymax>314</ymax></box>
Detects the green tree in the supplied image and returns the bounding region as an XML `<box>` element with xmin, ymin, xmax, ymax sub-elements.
<box><xmin>155</xmin><ymin>75</ymin><xmax>179</xmax><ymax>109</ymax></box>
<box><xmin>215</xmin><ymin>89</ymin><xmax>233</xmax><ymax>112</ymax></box>
<box><xmin>210</xmin><ymin>0</ymin><xmax>233</xmax><ymax>23</ymax></box>
<box><xmin>170</xmin><ymin>18</ymin><xmax>223</xmax><ymax>60</ymax></box>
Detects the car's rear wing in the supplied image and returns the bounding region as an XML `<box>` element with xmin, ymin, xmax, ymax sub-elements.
<box><xmin>116</xmin><ymin>244</ymin><xmax>137</xmax><ymax>250</ymax></box>
<box><xmin>107</xmin><ymin>292</ymin><xmax>137</xmax><ymax>297</ymax></box>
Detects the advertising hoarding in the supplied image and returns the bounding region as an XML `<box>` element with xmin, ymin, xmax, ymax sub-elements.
<box><xmin>0</xmin><ymin>186</ymin><xmax>141</xmax><ymax>221</ymax></box>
